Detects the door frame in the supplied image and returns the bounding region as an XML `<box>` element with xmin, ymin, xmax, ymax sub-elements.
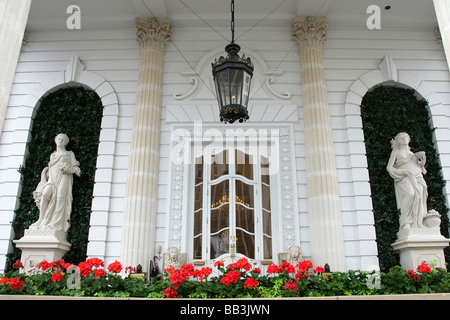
<box><xmin>168</xmin><ymin>124</ymin><xmax>300</xmax><ymax>271</ymax></box>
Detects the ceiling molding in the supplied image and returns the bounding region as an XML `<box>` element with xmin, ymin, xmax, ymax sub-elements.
<box><xmin>297</xmin><ymin>0</ymin><xmax>332</xmax><ymax>16</ymax></box>
<box><xmin>132</xmin><ymin>0</ymin><xmax>167</xmax><ymax>19</ymax></box>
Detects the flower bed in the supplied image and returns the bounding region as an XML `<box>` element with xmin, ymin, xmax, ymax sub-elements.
<box><xmin>1</xmin><ymin>258</ymin><xmax>448</xmax><ymax>298</ymax></box>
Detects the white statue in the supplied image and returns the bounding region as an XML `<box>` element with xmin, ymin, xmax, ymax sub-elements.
<box><xmin>387</xmin><ymin>132</ymin><xmax>428</xmax><ymax>230</ymax></box>
<box><xmin>286</xmin><ymin>245</ymin><xmax>303</xmax><ymax>267</ymax></box>
<box><xmin>163</xmin><ymin>246</ymin><xmax>181</xmax><ymax>270</ymax></box>
<box><xmin>30</xmin><ymin>133</ymin><xmax>80</xmax><ymax>234</ymax></box>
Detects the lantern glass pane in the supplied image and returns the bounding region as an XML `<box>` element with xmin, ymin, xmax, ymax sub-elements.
<box><xmin>229</xmin><ymin>69</ymin><xmax>243</xmax><ymax>105</ymax></box>
<box><xmin>215</xmin><ymin>69</ymin><xmax>230</xmax><ymax>107</ymax></box>
<box><xmin>242</xmin><ymin>72</ymin><xmax>251</xmax><ymax>107</ymax></box>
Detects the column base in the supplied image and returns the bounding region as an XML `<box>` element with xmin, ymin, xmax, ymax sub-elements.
<box><xmin>14</xmin><ymin>228</ymin><xmax>71</xmax><ymax>274</ymax></box>
<box><xmin>391</xmin><ymin>228</ymin><xmax>449</xmax><ymax>270</ymax></box>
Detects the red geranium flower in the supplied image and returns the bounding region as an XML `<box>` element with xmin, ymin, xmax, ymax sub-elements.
<box><xmin>220</xmin><ymin>270</ymin><xmax>241</xmax><ymax>286</ymax></box>
<box><xmin>125</xmin><ymin>266</ymin><xmax>136</xmax><ymax>274</ymax></box>
<box><xmin>417</xmin><ymin>262</ymin><xmax>431</xmax><ymax>273</ymax></box>
<box><xmin>407</xmin><ymin>269</ymin><xmax>420</xmax><ymax>282</ymax></box>
<box><xmin>0</xmin><ymin>276</ymin><xmax>9</xmax><ymax>285</ymax></box>
<box><xmin>12</xmin><ymin>260</ymin><xmax>24</xmax><ymax>270</ymax></box>
<box><xmin>297</xmin><ymin>260</ymin><xmax>313</xmax><ymax>271</ymax></box>
<box><xmin>214</xmin><ymin>261</ymin><xmax>224</xmax><ymax>268</ymax></box>
<box><xmin>314</xmin><ymin>266</ymin><xmax>324</xmax><ymax>274</ymax></box>
<box><xmin>181</xmin><ymin>263</ymin><xmax>194</xmax><ymax>277</ymax></box>
<box><xmin>236</xmin><ymin>257</ymin><xmax>252</xmax><ymax>271</ymax></box>
<box><xmin>107</xmin><ymin>260</ymin><xmax>122</xmax><ymax>274</ymax></box>
<box><xmin>279</xmin><ymin>261</ymin><xmax>295</xmax><ymax>273</ymax></box>
<box><xmin>252</xmin><ymin>267</ymin><xmax>261</xmax><ymax>274</ymax></box>
<box><xmin>163</xmin><ymin>287</ymin><xmax>178</xmax><ymax>298</ymax></box>
<box><xmin>77</xmin><ymin>261</ymin><xmax>92</xmax><ymax>277</ymax></box>
<box><xmin>51</xmin><ymin>271</ymin><xmax>63</xmax><ymax>282</ymax></box>
<box><xmin>94</xmin><ymin>269</ymin><xmax>106</xmax><ymax>278</ymax></box>
<box><xmin>86</xmin><ymin>257</ymin><xmax>104</xmax><ymax>269</ymax></box>
<box><xmin>52</xmin><ymin>259</ymin><xmax>66</xmax><ymax>270</ymax></box>
<box><xmin>267</xmin><ymin>263</ymin><xmax>279</xmax><ymax>274</ymax></box>
<box><xmin>38</xmin><ymin>260</ymin><xmax>53</xmax><ymax>271</ymax></box>
<box><xmin>198</xmin><ymin>267</ymin><xmax>212</xmax><ymax>281</ymax></box>
<box><xmin>284</xmin><ymin>281</ymin><xmax>298</xmax><ymax>292</ymax></box>
<box><xmin>9</xmin><ymin>277</ymin><xmax>24</xmax><ymax>291</ymax></box>
<box><xmin>243</xmin><ymin>278</ymin><xmax>258</xmax><ymax>288</ymax></box>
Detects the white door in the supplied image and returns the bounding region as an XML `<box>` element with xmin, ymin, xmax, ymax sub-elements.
<box><xmin>192</xmin><ymin>147</ymin><xmax>274</xmax><ymax>269</ymax></box>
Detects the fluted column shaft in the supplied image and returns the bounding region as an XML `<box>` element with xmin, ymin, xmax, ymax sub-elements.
<box><xmin>0</xmin><ymin>0</ymin><xmax>32</xmax><ymax>138</ymax></box>
<box><xmin>121</xmin><ymin>17</ymin><xmax>172</xmax><ymax>271</ymax></box>
<box><xmin>292</xmin><ymin>16</ymin><xmax>345</xmax><ymax>270</ymax></box>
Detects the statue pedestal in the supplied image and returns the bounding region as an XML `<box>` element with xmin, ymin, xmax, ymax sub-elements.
<box><xmin>14</xmin><ymin>227</ymin><xmax>71</xmax><ymax>274</ymax></box>
<box><xmin>392</xmin><ymin>228</ymin><xmax>449</xmax><ymax>270</ymax></box>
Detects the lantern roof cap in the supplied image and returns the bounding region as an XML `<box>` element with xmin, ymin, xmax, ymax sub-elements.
<box><xmin>212</xmin><ymin>42</ymin><xmax>254</xmax><ymax>71</ymax></box>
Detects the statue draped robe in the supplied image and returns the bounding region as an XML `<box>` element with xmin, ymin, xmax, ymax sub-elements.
<box><xmin>31</xmin><ymin>150</ymin><xmax>80</xmax><ymax>233</ymax></box>
<box><xmin>388</xmin><ymin>150</ymin><xmax>427</xmax><ymax>229</ymax></box>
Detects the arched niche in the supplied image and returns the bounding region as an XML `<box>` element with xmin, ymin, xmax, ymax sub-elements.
<box><xmin>343</xmin><ymin>55</ymin><xmax>450</xmax><ymax>271</ymax></box>
<box><xmin>5</xmin><ymin>56</ymin><xmax>119</xmax><ymax>268</ymax></box>
<box><xmin>10</xmin><ymin>85</ymin><xmax>104</xmax><ymax>266</ymax></box>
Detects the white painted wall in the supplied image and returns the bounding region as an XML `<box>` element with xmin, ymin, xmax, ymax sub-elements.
<box><xmin>0</xmin><ymin>22</ymin><xmax>449</xmax><ymax>273</ymax></box>
<box><xmin>0</xmin><ymin>28</ymin><xmax>140</xmax><ymax>272</ymax></box>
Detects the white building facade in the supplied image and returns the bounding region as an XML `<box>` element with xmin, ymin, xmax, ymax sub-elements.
<box><xmin>1</xmin><ymin>0</ymin><xmax>450</xmax><ymax>274</ymax></box>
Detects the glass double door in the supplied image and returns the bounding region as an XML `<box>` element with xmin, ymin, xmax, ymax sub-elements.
<box><xmin>209</xmin><ymin>175</ymin><xmax>256</xmax><ymax>264</ymax></box>
<box><xmin>193</xmin><ymin>147</ymin><xmax>273</xmax><ymax>268</ymax></box>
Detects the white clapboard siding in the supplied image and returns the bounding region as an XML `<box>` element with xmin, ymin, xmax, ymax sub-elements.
<box><xmin>0</xmin><ymin>20</ymin><xmax>449</xmax><ymax>273</ymax></box>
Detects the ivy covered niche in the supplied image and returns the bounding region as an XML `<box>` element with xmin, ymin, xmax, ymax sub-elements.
<box><xmin>6</xmin><ymin>86</ymin><xmax>103</xmax><ymax>271</ymax></box>
<box><xmin>360</xmin><ymin>85</ymin><xmax>450</xmax><ymax>272</ymax></box>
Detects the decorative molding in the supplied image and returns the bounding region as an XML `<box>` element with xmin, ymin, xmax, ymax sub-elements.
<box><xmin>278</xmin><ymin>127</ymin><xmax>298</xmax><ymax>250</ymax></box>
<box><xmin>65</xmin><ymin>56</ymin><xmax>85</xmax><ymax>83</ymax></box>
<box><xmin>173</xmin><ymin>77</ymin><xmax>199</xmax><ymax>100</ymax></box>
<box><xmin>266</xmin><ymin>77</ymin><xmax>291</xmax><ymax>100</ymax></box>
<box><xmin>168</xmin><ymin>140</ymin><xmax>185</xmax><ymax>250</ymax></box>
<box><xmin>378</xmin><ymin>55</ymin><xmax>398</xmax><ymax>83</ymax></box>
<box><xmin>291</xmin><ymin>16</ymin><xmax>328</xmax><ymax>50</ymax></box>
<box><xmin>166</xmin><ymin>104</ymin><xmax>299</xmax><ymax>123</ymax></box>
<box><xmin>167</xmin><ymin>124</ymin><xmax>299</xmax><ymax>259</ymax></box>
<box><xmin>135</xmin><ymin>16</ymin><xmax>172</xmax><ymax>50</ymax></box>
<box><xmin>172</xmin><ymin>47</ymin><xmax>291</xmax><ymax>102</ymax></box>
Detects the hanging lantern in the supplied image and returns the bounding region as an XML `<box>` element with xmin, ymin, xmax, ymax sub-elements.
<box><xmin>212</xmin><ymin>0</ymin><xmax>254</xmax><ymax>123</ymax></box>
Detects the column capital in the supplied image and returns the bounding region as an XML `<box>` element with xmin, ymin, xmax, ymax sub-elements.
<box><xmin>135</xmin><ymin>16</ymin><xmax>172</xmax><ymax>50</ymax></box>
<box><xmin>291</xmin><ymin>16</ymin><xmax>328</xmax><ymax>50</ymax></box>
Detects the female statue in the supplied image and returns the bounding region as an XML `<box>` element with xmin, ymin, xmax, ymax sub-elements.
<box><xmin>31</xmin><ymin>133</ymin><xmax>81</xmax><ymax>233</ymax></box>
<box><xmin>386</xmin><ymin>132</ymin><xmax>427</xmax><ymax>230</ymax></box>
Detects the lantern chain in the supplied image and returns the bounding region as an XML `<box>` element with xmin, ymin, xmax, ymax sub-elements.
<box><xmin>231</xmin><ymin>0</ymin><xmax>235</xmax><ymax>44</ymax></box>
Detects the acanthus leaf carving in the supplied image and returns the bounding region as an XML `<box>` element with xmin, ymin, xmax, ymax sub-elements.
<box><xmin>291</xmin><ymin>16</ymin><xmax>328</xmax><ymax>50</ymax></box>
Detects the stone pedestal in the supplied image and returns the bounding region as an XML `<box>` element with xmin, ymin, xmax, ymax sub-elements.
<box><xmin>392</xmin><ymin>228</ymin><xmax>450</xmax><ymax>270</ymax></box>
<box><xmin>14</xmin><ymin>228</ymin><xmax>71</xmax><ymax>274</ymax></box>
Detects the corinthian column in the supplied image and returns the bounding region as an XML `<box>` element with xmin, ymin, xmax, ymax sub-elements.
<box><xmin>0</xmin><ymin>0</ymin><xmax>32</xmax><ymax>138</ymax></box>
<box><xmin>291</xmin><ymin>16</ymin><xmax>345</xmax><ymax>270</ymax></box>
<box><xmin>121</xmin><ymin>17</ymin><xmax>172</xmax><ymax>272</ymax></box>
